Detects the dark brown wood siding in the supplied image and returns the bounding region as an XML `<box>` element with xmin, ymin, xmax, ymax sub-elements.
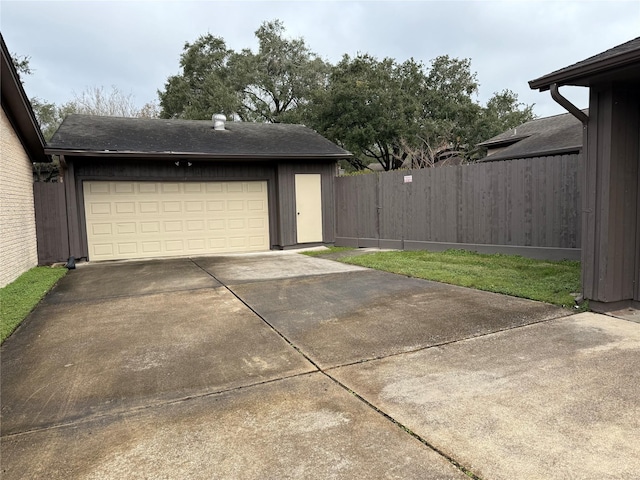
<box><xmin>276</xmin><ymin>161</ymin><xmax>337</xmax><ymax>246</ymax></box>
<box><xmin>335</xmin><ymin>173</ymin><xmax>379</xmax><ymax>247</ymax></box>
<box><xmin>64</xmin><ymin>157</ymin><xmax>337</xmax><ymax>258</ymax></box>
<box><xmin>583</xmin><ymin>85</ymin><xmax>640</xmax><ymax>304</ymax></box>
<box><xmin>335</xmin><ymin>155</ymin><xmax>582</xmax><ymax>260</ymax></box>
<box><xmin>33</xmin><ymin>182</ymin><xmax>69</xmax><ymax>264</ymax></box>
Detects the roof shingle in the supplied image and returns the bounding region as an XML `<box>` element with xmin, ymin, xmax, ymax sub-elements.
<box><xmin>46</xmin><ymin>114</ymin><xmax>352</xmax><ymax>159</ymax></box>
<box><xmin>478</xmin><ymin>111</ymin><xmax>585</xmax><ymax>161</ymax></box>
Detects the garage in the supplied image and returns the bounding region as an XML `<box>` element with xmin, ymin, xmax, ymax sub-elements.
<box><xmin>44</xmin><ymin>114</ymin><xmax>351</xmax><ymax>262</ymax></box>
<box><xmin>83</xmin><ymin>181</ymin><xmax>269</xmax><ymax>261</ymax></box>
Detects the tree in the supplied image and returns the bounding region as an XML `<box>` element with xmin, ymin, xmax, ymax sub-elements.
<box><xmin>70</xmin><ymin>85</ymin><xmax>143</xmax><ymax>117</ymax></box>
<box><xmin>158</xmin><ymin>20</ymin><xmax>330</xmax><ymax>123</ymax></box>
<box><xmin>474</xmin><ymin>89</ymin><xmax>535</xmax><ymax>154</ymax></box>
<box><xmin>159</xmin><ymin>34</ymin><xmax>239</xmax><ymax>120</ymax></box>
<box><xmin>311</xmin><ymin>54</ymin><xmax>427</xmax><ymax>171</ymax></box>
<box><xmin>419</xmin><ymin>55</ymin><xmax>482</xmax><ymax>157</ymax></box>
<box><xmin>397</xmin><ymin>58</ymin><xmax>534</xmax><ymax>165</ymax></box>
<box><xmin>10</xmin><ymin>53</ymin><xmax>31</xmax><ymax>78</ymax></box>
<box><xmin>28</xmin><ymin>87</ymin><xmax>160</xmax><ymax>142</ymax></box>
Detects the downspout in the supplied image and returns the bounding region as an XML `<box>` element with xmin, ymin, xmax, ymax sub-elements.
<box><xmin>549</xmin><ymin>83</ymin><xmax>590</xmax><ymax>304</ymax></box>
<box><xmin>550</xmin><ymin>83</ymin><xmax>589</xmax><ymax>124</ymax></box>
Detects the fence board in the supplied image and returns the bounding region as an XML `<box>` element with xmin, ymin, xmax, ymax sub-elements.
<box><xmin>335</xmin><ymin>155</ymin><xmax>582</xmax><ymax>260</ymax></box>
<box><xmin>33</xmin><ymin>182</ymin><xmax>69</xmax><ymax>264</ymax></box>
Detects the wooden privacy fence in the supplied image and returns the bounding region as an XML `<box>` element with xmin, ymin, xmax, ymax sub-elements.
<box><xmin>335</xmin><ymin>154</ymin><xmax>582</xmax><ymax>261</ymax></box>
<box><xmin>33</xmin><ymin>182</ymin><xmax>69</xmax><ymax>265</ymax></box>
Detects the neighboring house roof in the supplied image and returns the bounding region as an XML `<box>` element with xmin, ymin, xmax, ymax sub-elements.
<box><xmin>0</xmin><ymin>34</ymin><xmax>48</xmax><ymax>163</ymax></box>
<box><xmin>46</xmin><ymin>114</ymin><xmax>352</xmax><ymax>160</ymax></box>
<box><xmin>477</xmin><ymin>111</ymin><xmax>585</xmax><ymax>161</ymax></box>
<box><xmin>530</xmin><ymin>37</ymin><xmax>640</xmax><ymax>90</ymax></box>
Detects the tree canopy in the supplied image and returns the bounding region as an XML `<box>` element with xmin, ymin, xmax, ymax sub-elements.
<box><xmin>16</xmin><ymin>19</ymin><xmax>535</xmax><ymax>169</ymax></box>
<box><xmin>159</xmin><ymin>20</ymin><xmax>330</xmax><ymax>123</ymax></box>
<box><xmin>158</xmin><ymin>20</ymin><xmax>534</xmax><ymax>170</ymax></box>
<box><xmin>311</xmin><ymin>54</ymin><xmax>426</xmax><ymax>170</ymax></box>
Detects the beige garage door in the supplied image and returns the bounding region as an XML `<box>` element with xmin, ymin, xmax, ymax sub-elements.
<box><xmin>83</xmin><ymin>181</ymin><xmax>269</xmax><ymax>261</ymax></box>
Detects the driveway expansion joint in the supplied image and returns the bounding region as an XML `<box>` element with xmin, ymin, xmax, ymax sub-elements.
<box><xmin>1</xmin><ymin>370</ymin><xmax>320</xmax><ymax>440</ymax></box>
<box><xmin>189</xmin><ymin>258</ymin><xmax>323</xmax><ymax>371</ymax></box>
<box><xmin>189</xmin><ymin>258</ymin><xmax>485</xmax><ymax>479</ymax></box>
<box><xmin>320</xmin><ymin>370</ymin><xmax>484</xmax><ymax>480</ymax></box>
<box><xmin>43</xmin><ymin>285</ymin><xmax>222</xmax><ymax>305</ymax></box>
<box><xmin>323</xmin><ymin>310</ymin><xmax>570</xmax><ymax>372</ymax></box>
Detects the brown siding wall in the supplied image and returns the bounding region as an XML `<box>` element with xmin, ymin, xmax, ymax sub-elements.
<box><xmin>33</xmin><ymin>182</ymin><xmax>69</xmax><ymax>264</ymax></box>
<box><xmin>583</xmin><ymin>85</ymin><xmax>640</xmax><ymax>305</ymax></box>
<box><xmin>276</xmin><ymin>161</ymin><xmax>337</xmax><ymax>246</ymax></box>
<box><xmin>64</xmin><ymin>157</ymin><xmax>336</xmax><ymax>258</ymax></box>
<box><xmin>335</xmin><ymin>155</ymin><xmax>582</xmax><ymax>260</ymax></box>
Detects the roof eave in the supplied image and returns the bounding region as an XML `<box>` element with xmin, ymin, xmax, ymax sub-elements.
<box><xmin>529</xmin><ymin>49</ymin><xmax>640</xmax><ymax>91</ymax></box>
<box><xmin>476</xmin><ymin>135</ymin><xmax>530</xmax><ymax>148</ymax></box>
<box><xmin>478</xmin><ymin>145</ymin><xmax>582</xmax><ymax>162</ymax></box>
<box><xmin>43</xmin><ymin>148</ymin><xmax>352</xmax><ymax>160</ymax></box>
<box><xmin>0</xmin><ymin>35</ymin><xmax>49</xmax><ymax>163</ymax></box>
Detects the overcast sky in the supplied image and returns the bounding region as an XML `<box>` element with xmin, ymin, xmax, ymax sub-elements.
<box><xmin>2</xmin><ymin>1</ymin><xmax>639</xmax><ymax>121</ymax></box>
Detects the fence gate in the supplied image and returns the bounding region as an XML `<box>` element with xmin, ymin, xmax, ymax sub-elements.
<box><xmin>33</xmin><ymin>182</ymin><xmax>69</xmax><ymax>264</ymax></box>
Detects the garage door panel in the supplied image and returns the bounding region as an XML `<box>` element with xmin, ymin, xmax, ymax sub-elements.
<box><xmin>208</xmin><ymin>219</ymin><xmax>225</xmax><ymax>230</ymax></box>
<box><xmin>140</xmin><ymin>222</ymin><xmax>160</xmax><ymax>233</ymax></box>
<box><xmin>162</xmin><ymin>201</ymin><xmax>181</xmax><ymax>213</ymax></box>
<box><xmin>91</xmin><ymin>223</ymin><xmax>112</xmax><ymax>235</ymax></box>
<box><xmin>116</xmin><ymin>223</ymin><xmax>136</xmax><ymax>235</ymax></box>
<box><xmin>93</xmin><ymin>244</ymin><xmax>114</xmax><ymax>256</ymax></box>
<box><xmin>142</xmin><ymin>241</ymin><xmax>161</xmax><ymax>253</ymax></box>
<box><xmin>163</xmin><ymin>221</ymin><xmax>183</xmax><ymax>232</ymax></box>
<box><xmin>115</xmin><ymin>202</ymin><xmax>135</xmax><ymax>214</ymax></box>
<box><xmin>117</xmin><ymin>243</ymin><xmax>137</xmax><ymax>255</ymax></box>
<box><xmin>90</xmin><ymin>203</ymin><xmax>111</xmax><ymax>215</ymax></box>
<box><xmin>84</xmin><ymin>181</ymin><xmax>269</xmax><ymax>261</ymax></box>
<box><xmin>227</xmin><ymin>183</ymin><xmax>243</xmax><ymax>193</ymax></box>
<box><xmin>185</xmin><ymin>201</ymin><xmax>204</xmax><ymax>212</ymax></box>
<box><xmin>140</xmin><ymin>202</ymin><xmax>159</xmax><ymax>213</ymax></box>
<box><xmin>187</xmin><ymin>220</ymin><xmax>205</xmax><ymax>231</ymax></box>
<box><xmin>162</xmin><ymin>183</ymin><xmax>180</xmax><ymax>193</ymax></box>
<box><xmin>139</xmin><ymin>183</ymin><xmax>157</xmax><ymax>194</ymax></box>
<box><xmin>114</xmin><ymin>183</ymin><xmax>134</xmax><ymax>193</ymax></box>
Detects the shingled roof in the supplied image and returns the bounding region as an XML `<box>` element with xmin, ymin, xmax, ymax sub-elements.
<box><xmin>46</xmin><ymin>114</ymin><xmax>352</xmax><ymax>160</ymax></box>
<box><xmin>477</xmin><ymin>111</ymin><xmax>585</xmax><ymax>161</ymax></box>
<box><xmin>530</xmin><ymin>37</ymin><xmax>640</xmax><ymax>91</ymax></box>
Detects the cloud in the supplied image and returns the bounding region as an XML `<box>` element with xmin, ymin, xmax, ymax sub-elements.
<box><xmin>2</xmin><ymin>0</ymin><xmax>639</xmax><ymax>120</ymax></box>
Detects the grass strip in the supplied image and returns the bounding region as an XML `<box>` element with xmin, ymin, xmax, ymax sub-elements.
<box><xmin>301</xmin><ymin>246</ymin><xmax>355</xmax><ymax>257</ymax></box>
<box><xmin>337</xmin><ymin>249</ymin><xmax>581</xmax><ymax>307</ymax></box>
<box><xmin>1</xmin><ymin>267</ymin><xmax>67</xmax><ymax>343</ymax></box>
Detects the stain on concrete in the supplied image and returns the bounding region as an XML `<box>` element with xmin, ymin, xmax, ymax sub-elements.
<box><xmin>2</xmin><ymin>374</ymin><xmax>467</xmax><ymax>480</ymax></box>
<box><xmin>1</xmin><ymin>288</ymin><xmax>314</xmax><ymax>435</ymax></box>
<box><xmin>332</xmin><ymin>313</ymin><xmax>640</xmax><ymax>480</ymax></box>
<box><xmin>231</xmin><ymin>269</ymin><xmax>565</xmax><ymax>368</ymax></box>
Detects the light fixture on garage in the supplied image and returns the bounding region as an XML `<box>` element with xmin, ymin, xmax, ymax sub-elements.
<box><xmin>212</xmin><ymin>114</ymin><xmax>226</xmax><ymax>131</ymax></box>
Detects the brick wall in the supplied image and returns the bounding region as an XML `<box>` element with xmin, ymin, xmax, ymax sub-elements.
<box><xmin>0</xmin><ymin>106</ymin><xmax>38</xmax><ymax>287</ymax></box>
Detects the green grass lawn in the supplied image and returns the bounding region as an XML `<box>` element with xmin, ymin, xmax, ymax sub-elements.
<box><xmin>1</xmin><ymin>267</ymin><xmax>67</xmax><ymax>344</ymax></box>
<box><xmin>336</xmin><ymin>249</ymin><xmax>582</xmax><ymax>308</ymax></box>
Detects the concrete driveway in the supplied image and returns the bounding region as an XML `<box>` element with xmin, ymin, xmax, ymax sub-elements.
<box><xmin>2</xmin><ymin>252</ymin><xmax>639</xmax><ymax>479</ymax></box>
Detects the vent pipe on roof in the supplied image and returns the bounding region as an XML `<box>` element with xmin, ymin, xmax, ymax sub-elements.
<box><xmin>212</xmin><ymin>114</ymin><xmax>226</xmax><ymax>130</ymax></box>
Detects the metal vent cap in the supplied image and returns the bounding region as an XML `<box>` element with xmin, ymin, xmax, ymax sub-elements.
<box><xmin>212</xmin><ymin>114</ymin><xmax>226</xmax><ymax>130</ymax></box>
